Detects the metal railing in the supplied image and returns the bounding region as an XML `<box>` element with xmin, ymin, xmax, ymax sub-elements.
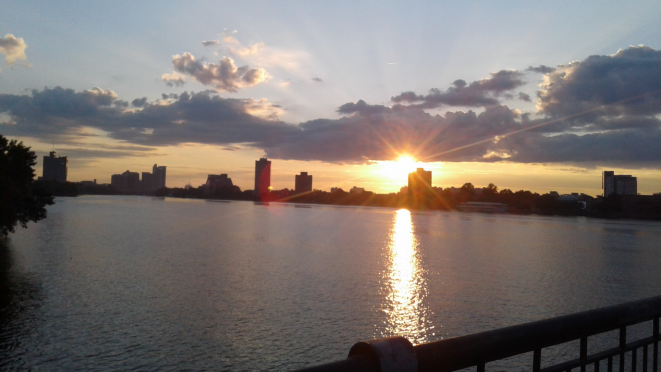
<box><xmin>294</xmin><ymin>296</ymin><xmax>661</xmax><ymax>372</ymax></box>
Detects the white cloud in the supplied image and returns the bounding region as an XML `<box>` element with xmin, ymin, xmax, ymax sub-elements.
<box><xmin>0</xmin><ymin>34</ymin><xmax>29</xmax><ymax>69</ymax></box>
<box><xmin>162</xmin><ymin>72</ymin><xmax>186</xmax><ymax>87</ymax></box>
<box><xmin>169</xmin><ymin>52</ymin><xmax>269</xmax><ymax>92</ymax></box>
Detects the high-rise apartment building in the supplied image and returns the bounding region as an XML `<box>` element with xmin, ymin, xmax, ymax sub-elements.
<box><xmin>141</xmin><ymin>172</ymin><xmax>155</xmax><ymax>192</ymax></box>
<box><xmin>408</xmin><ymin>168</ymin><xmax>432</xmax><ymax>206</ymax></box>
<box><xmin>603</xmin><ymin>171</ymin><xmax>637</xmax><ymax>196</ymax></box>
<box><xmin>205</xmin><ymin>174</ymin><xmax>234</xmax><ymax>194</ymax></box>
<box><xmin>254</xmin><ymin>158</ymin><xmax>271</xmax><ymax>198</ymax></box>
<box><xmin>295</xmin><ymin>172</ymin><xmax>313</xmax><ymax>194</ymax></box>
<box><xmin>153</xmin><ymin>164</ymin><xmax>166</xmax><ymax>189</ymax></box>
<box><xmin>42</xmin><ymin>151</ymin><xmax>68</xmax><ymax>182</ymax></box>
<box><xmin>111</xmin><ymin>170</ymin><xmax>140</xmax><ymax>192</ymax></box>
<box><xmin>408</xmin><ymin>168</ymin><xmax>432</xmax><ymax>193</ymax></box>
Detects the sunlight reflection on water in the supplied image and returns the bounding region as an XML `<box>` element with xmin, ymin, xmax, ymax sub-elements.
<box><xmin>379</xmin><ymin>209</ymin><xmax>434</xmax><ymax>345</ymax></box>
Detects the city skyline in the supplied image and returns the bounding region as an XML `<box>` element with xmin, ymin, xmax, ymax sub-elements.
<box><xmin>2</xmin><ymin>2</ymin><xmax>661</xmax><ymax>195</ymax></box>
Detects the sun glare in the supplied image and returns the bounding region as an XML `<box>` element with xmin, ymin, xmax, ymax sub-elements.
<box><xmin>380</xmin><ymin>156</ymin><xmax>419</xmax><ymax>181</ymax></box>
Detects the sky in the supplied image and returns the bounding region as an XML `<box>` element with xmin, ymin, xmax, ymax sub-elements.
<box><xmin>2</xmin><ymin>0</ymin><xmax>661</xmax><ymax>195</ymax></box>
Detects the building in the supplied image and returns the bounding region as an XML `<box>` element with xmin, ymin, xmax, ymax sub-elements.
<box><xmin>603</xmin><ymin>171</ymin><xmax>637</xmax><ymax>196</ymax></box>
<box><xmin>330</xmin><ymin>187</ymin><xmax>344</xmax><ymax>193</ymax></box>
<box><xmin>205</xmin><ymin>174</ymin><xmax>234</xmax><ymax>194</ymax></box>
<box><xmin>111</xmin><ymin>170</ymin><xmax>140</xmax><ymax>193</ymax></box>
<box><xmin>408</xmin><ymin>168</ymin><xmax>432</xmax><ymax>199</ymax></box>
<box><xmin>350</xmin><ymin>186</ymin><xmax>365</xmax><ymax>194</ymax></box>
<box><xmin>295</xmin><ymin>172</ymin><xmax>313</xmax><ymax>194</ymax></box>
<box><xmin>42</xmin><ymin>151</ymin><xmax>68</xmax><ymax>182</ymax></box>
<box><xmin>153</xmin><ymin>164</ymin><xmax>166</xmax><ymax>189</ymax></box>
<box><xmin>254</xmin><ymin>158</ymin><xmax>271</xmax><ymax>198</ymax></box>
<box><xmin>141</xmin><ymin>172</ymin><xmax>156</xmax><ymax>192</ymax></box>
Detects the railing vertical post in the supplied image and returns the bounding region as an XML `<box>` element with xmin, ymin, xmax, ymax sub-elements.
<box><xmin>654</xmin><ymin>317</ymin><xmax>659</xmax><ymax>372</ymax></box>
<box><xmin>608</xmin><ymin>356</ymin><xmax>613</xmax><ymax>372</ymax></box>
<box><xmin>581</xmin><ymin>337</ymin><xmax>588</xmax><ymax>372</ymax></box>
<box><xmin>477</xmin><ymin>362</ymin><xmax>485</xmax><ymax>372</ymax></box>
<box><xmin>533</xmin><ymin>348</ymin><xmax>541</xmax><ymax>372</ymax></box>
<box><xmin>644</xmin><ymin>345</ymin><xmax>648</xmax><ymax>372</ymax></box>
<box><xmin>620</xmin><ymin>326</ymin><xmax>627</xmax><ymax>372</ymax></box>
<box><xmin>633</xmin><ymin>348</ymin><xmax>637</xmax><ymax>372</ymax></box>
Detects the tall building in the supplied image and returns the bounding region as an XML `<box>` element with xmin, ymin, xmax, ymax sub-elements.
<box><xmin>295</xmin><ymin>172</ymin><xmax>313</xmax><ymax>194</ymax></box>
<box><xmin>153</xmin><ymin>164</ymin><xmax>166</xmax><ymax>189</ymax></box>
<box><xmin>42</xmin><ymin>151</ymin><xmax>68</xmax><ymax>183</ymax></box>
<box><xmin>603</xmin><ymin>171</ymin><xmax>637</xmax><ymax>196</ymax></box>
<box><xmin>141</xmin><ymin>172</ymin><xmax>155</xmax><ymax>192</ymax></box>
<box><xmin>205</xmin><ymin>174</ymin><xmax>233</xmax><ymax>194</ymax></box>
<box><xmin>254</xmin><ymin>158</ymin><xmax>271</xmax><ymax>198</ymax></box>
<box><xmin>408</xmin><ymin>168</ymin><xmax>432</xmax><ymax>207</ymax></box>
<box><xmin>111</xmin><ymin>170</ymin><xmax>140</xmax><ymax>193</ymax></box>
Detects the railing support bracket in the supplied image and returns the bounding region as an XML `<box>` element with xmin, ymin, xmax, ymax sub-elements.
<box><xmin>349</xmin><ymin>336</ymin><xmax>418</xmax><ymax>372</ymax></box>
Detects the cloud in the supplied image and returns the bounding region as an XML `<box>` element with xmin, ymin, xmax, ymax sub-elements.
<box><xmin>312</xmin><ymin>77</ymin><xmax>323</xmax><ymax>82</ymax></box>
<box><xmin>161</xmin><ymin>72</ymin><xmax>186</xmax><ymax>87</ymax></box>
<box><xmin>3</xmin><ymin>45</ymin><xmax>661</xmax><ymax>169</ymax></box>
<box><xmin>391</xmin><ymin>70</ymin><xmax>525</xmax><ymax>109</ymax></box>
<box><xmin>52</xmin><ymin>147</ymin><xmax>162</xmax><ymax>160</ymax></box>
<box><xmin>224</xmin><ymin>36</ymin><xmax>265</xmax><ymax>57</ymax></box>
<box><xmin>0</xmin><ymin>34</ymin><xmax>29</xmax><ymax>69</ymax></box>
<box><xmin>526</xmin><ymin>65</ymin><xmax>556</xmax><ymax>74</ymax></box>
<box><xmin>518</xmin><ymin>92</ymin><xmax>531</xmax><ymax>102</ymax></box>
<box><xmin>202</xmin><ymin>40</ymin><xmax>220</xmax><ymax>46</ymax></box>
<box><xmin>215</xmin><ymin>35</ymin><xmax>310</xmax><ymax>75</ymax></box>
<box><xmin>536</xmin><ymin>45</ymin><xmax>661</xmax><ymax>130</ymax></box>
<box><xmin>488</xmin><ymin>129</ymin><xmax>661</xmax><ymax>166</ymax></box>
<box><xmin>169</xmin><ymin>52</ymin><xmax>269</xmax><ymax>92</ymax></box>
<box><xmin>0</xmin><ymin>87</ymin><xmax>291</xmax><ymax>147</ymax></box>
<box><xmin>132</xmin><ymin>97</ymin><xmax>148</xmax><ymax>107</ymax></box>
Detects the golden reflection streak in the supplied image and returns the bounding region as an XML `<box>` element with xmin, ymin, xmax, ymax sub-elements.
<box><xmin>379</xmin><ymin>209</ymin><xmax>434</xmax><ymax>345</ymax></box>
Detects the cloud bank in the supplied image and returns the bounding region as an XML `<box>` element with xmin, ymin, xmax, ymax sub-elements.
<box><xmin>391</xmin><ymin>70</ymin><xmax>525</xmax><ymax>109</ymax></box>
<box><xmin>2</xmin><ymin>46</ymin><xmax>661</xmax><ymax>168</ymax></box>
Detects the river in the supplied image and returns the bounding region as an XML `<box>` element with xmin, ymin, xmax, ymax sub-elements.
<box><xmin>2</xmin><ymin>195</ymin><xmax>661</xmax><ymax>371</ymax></box>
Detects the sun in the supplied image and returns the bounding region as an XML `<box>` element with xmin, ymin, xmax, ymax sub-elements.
<box><xmin>380</xmin><ymin>156</ymin><xmax>419</xmax><ymax>180</ymax></box>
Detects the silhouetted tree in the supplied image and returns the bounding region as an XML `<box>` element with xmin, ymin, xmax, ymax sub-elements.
<box><xmin>0</xmin><ymin>135</ymin><xmax>54</xmax><ymax>236</ymax></box>
<box><xmin>481</xmin><ymin>183</ymin><xmax>499</xmax><ymax>201</ymax></box>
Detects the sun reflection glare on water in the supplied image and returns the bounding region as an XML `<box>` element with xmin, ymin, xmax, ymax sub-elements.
<box><xmin>378</xmin><ymin>209</ymin><xmax>434</xmax><ymax>345</ymax></box>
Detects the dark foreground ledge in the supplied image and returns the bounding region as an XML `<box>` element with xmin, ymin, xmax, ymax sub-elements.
<box><xmin>294</xmin><ymin>295</ymin><xmax>661</xmax><ymax>372</ymax></box>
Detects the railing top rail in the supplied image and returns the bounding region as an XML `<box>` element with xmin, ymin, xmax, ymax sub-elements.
<box><xmin>294</xmin><ymin>295</ymin><xmax>661</xmax><ymax>372</ymax></box>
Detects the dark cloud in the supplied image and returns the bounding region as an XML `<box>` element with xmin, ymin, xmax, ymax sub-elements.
<box><xmin>518</xmin><ymin>92</ymin><xmax>531</xmax><ymax>102</ymax></box>
<box><xmin>50</xmin><ymin>147</ymin><xmax>162</xmax><ymax>159</ymax></box>
<box><xmin>526</xmin><ymin>65</ymin><xmax>556</xmax><ymax>74</ymax></box>
<box><xmin>537</xmin><ymin>45</ymin><xmax>661</xmax><ymax>131</ymax></box>
<box><xmin>391</xmin><ymin>70</ymin><xmax>525</xmax><ymax>109</ymax></box>
<box><xmin>337</xmin><ymin>100</ymin><xmax>390</xmax><ymax>115</ymax></box>
<box><xmin>262</xmin><ymin>102</ymin><xmax>524</xmax><ymax>163</ymax></box>
<box><xmin>3</xmin><ymin>44</ymin><xmax>661</xmax><ymax>170</ymax></box>
<box><xmin>312</xmin><ymin>77</ymin><xmax>323</xmax><ymax>82</ymax></box>
<box><xmin>202</xmin><ymin>40</ymin><xmax>220</xmax><ymax>46</ymax></box>
<box><xmin>0</xmin><ymin>87</ymin><xmax>293</xmax><ymax>147</ymax></box>
<box><xmin>131</xmin><ymin>97</ymin><xmax>148</xmax><ymax>107</ymax></box>
<box><xmin>167</xmin><ymin>53</ymin><xmax>268</xmax><ymax>92</ymax></box>
<box><xmin>488</xmin><ymin>129</ymin><xmax>661</xmax><ymax>166</ymax></box>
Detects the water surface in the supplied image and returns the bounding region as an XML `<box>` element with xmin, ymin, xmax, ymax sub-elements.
<box><xmin>2</xmin><ymin>196</ymin><xmax>661</xmax><ymax>371</ymax></box>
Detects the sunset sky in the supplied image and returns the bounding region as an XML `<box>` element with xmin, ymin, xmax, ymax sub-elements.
<box><xmin>2</xmin><ymin>1</ymin><xmax>661</xmax><ymax>195</ymax></box>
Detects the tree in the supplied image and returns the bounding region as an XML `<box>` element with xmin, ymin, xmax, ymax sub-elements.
<box><xmin>0</xmin><ymin>135</ymin><xmax>54</xmax><ymax>236</ymax></box>
<box><xmin>460</xmin><ymin>182</ymin><xmax>475</xmax><ymax>194</ymax></box>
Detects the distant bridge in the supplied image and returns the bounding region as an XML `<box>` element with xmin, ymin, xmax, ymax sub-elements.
<box><xmin>294</xmin><ymin>296</ymin><xmax>661</xmax><ymax>372</ymax></box>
